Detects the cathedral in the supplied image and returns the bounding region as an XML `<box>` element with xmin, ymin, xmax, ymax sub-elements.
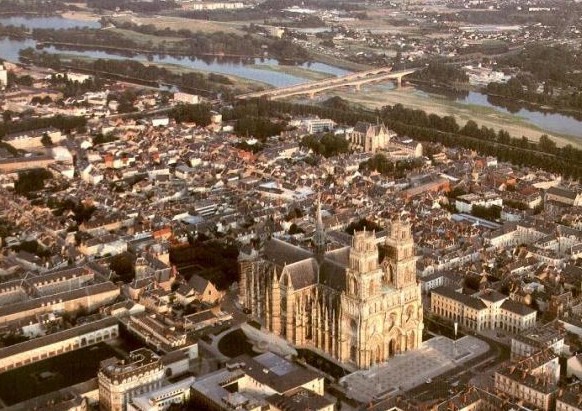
<box><xmin>238</xmin><ymin>203</ymin><xmax>424</xmax><ymax>369</ymax></box>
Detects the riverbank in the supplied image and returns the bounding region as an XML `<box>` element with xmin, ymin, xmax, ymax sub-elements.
<box><xmin>247</xmin><ymin>64</ymin><xmax>335</xmax><ymax>82</ymax></box>
<box><xmin>52</xmin><ymin>52</ymin><xmax>269</xmax><ymax>94</ymax></box>
<box><xmin>320</xmin><ymin>85</ymin><xmax>581</xmax><ymax>148</ymax></box>
<box><xmin>107</xmin><ymin>15</ymin><xmax>245</xmax><ymax>35</ymax></box>
<box><xmin>60</xmin><ymin>11</ymin><xmax>101</xmax><ymax>22</ymax></box>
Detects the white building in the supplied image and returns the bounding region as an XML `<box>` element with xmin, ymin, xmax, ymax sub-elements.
<box><xmin>301</xmin><ymin>118</ymin><xmax>336</xmax><ymax>134</ymax></box>
<box><xmin>99</xmin><ymin>348</ymin><xmax>165</xmax><ymax>411</ymax></box>
<box><xmin>0</xmin><ymin>64</ymin><xmax>7</xmax><ymax>88</ymax></box>
<box><xmin>128</xmin><ymin>376</ymin><xmax>194</xmax><ymax>411</ymax></box>
<box><xmin>455</xmin><ymin>192</ymin><xmax>503</xmax><ymax>214</ymax></box>
<box><xmin>431</xmin><ymin>287</ymin><xmax>537</xmax><ymax>333</ymax></box>
<box><xmin>151</xmin><ymin>117</ymin><xmax>170</xmax><ymax>127</ymax></box>
<box><xmin>173</xmin><ymin>92</ymin><xmax>199</xmax><ymax>105</ymax></box>
<box><xmin>510</xmin><ymin>322</ymin><xmax>565</xmax><ymax>361</ymax></box>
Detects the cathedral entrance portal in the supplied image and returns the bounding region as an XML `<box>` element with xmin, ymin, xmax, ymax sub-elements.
<box><xmin>387</xmin><ymin>339</ymin><xmax>396</xmax><ymax>357</ymax></box>
<box><xmin>369</xmin><ymin>338</ymin><xmax>383</xmax><ymax>367</ymax></box>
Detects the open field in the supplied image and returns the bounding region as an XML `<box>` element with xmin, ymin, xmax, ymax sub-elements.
<box><xmin>340</xmin><ymin>9</ymin><xmax>425</xmax><ymax>35</ymax></box>
<box><xmin>314</xmin><ymin>85</ymin><xmax>581</xmax><ymax>148</ymax></box>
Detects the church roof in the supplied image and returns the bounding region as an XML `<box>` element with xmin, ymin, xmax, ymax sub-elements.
<box><xmin>354</xmin><ymin>121</ymin><xmax>384</xmax><ymax>136</ymax></box>
<box><xmin>319</xmin><ymin>259</ymin><xmax>346</xmax><ymax>292</ymax></box>
<box><xmin>263</xmin><ymin>239</ymin><xmax>351</xmax><ymax>293</ymax></box>
<box><xmin>324</xmin><ymin>246</ymin><xmax>350</xmax><ymax>267</ymax></box>
<box><xmin>284</xmin><ymin>258</ymin><xmax>318</xmax><ymax>290</ymax></box>
<box><xmin>264</xmin><ymin>238</ymin><xmax>313</xmax><ymax>268</ymax></box>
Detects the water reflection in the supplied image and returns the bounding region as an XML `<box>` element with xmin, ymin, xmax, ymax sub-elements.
<box><xmin>459</xmin><ymin>91</ymin><xmax>582</xmax><ymax>137</ymax></box>
<box><xmin>0</xmin><ymin>17</ymin><xmax>580</xmax><ymax>138</ymax></box>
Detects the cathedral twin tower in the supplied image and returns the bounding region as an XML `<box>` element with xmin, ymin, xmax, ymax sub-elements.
<box><xmin>239</xmin><ymin>204</ymin><xmax>423</xmax><ymax>369</ymax></box>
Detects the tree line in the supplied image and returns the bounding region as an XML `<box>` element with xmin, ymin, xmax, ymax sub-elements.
<box><xmin>359</xmin><ymin>153</ymin><xmax>424</xmax><ymax>178</ymax></box>
<box><xmin>485</xmin><ymin>44</ymin><xmax>582</xmax><ymax>112</ymax></box>
<box><xmin>300</xmin><ymin>133</ymin><xmax>350</xmax><ymax>157</ymax></box>
<box><xmin>87</xmin><ymin>0</ymin><xmax>178</xmax><ymax>13</ymax></box>
<box><xmin>28</xmin><ymin>24</ymin><xmax>310</xmax><ymax>62</ymax></box>
<box><xmin>378</xmin><ymin>104</ymin><xmax>582</xmax><ymax>180</ymax></box>
<box><xmin>231</xmin><ymin>98</ymin><xmax>582</xmax><ymax>180</ymax></box>
<box><xmin>0</xmin><ymin>0</ymin><xmax>67</xmax><ymax>15</ymax></box>
<box><xmin>19</xmin><ymin>49</ymin><xmax>238</xmax><ymax>99</ymax></box>
<box><xmin>411</xmin><ymin>61</ymin><xmax>469</xmax><ymax>86</ymax></box>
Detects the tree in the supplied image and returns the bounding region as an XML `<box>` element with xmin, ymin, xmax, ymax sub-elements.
<box><xmin>109</xmin><ymin>253</ymin><xmax>135</xmax><ymax>283</ymax></box>
<box><xmin>41</xmin><ymin>132</ymin><xmax>53</xmax><ymax>147</ymax></box>
<box><xmin>538</xmin><ymin>134</ymin><xmax>557</xmax><ymax>154</ymax></box>
<box><xmin>170</xmin><ymin>103</ymin><xmax>212</xmax><ymax>126</ymax></box>
<box><xmin>289</xmin><ymin>223</ymin><xmax>305</xmax><ymax>235</ymax></box>
<box><xmin>2</xmin><ymin>110</ymin><xmax>13</xmax><ymax>123</ymax></box>
<box><xmin>471</xmin><ymin>205</ymin><xmax>501</xmax><ymax>221</ymax></box>
<box><xmin>285</xmin><ymin>207</ymin><xmax>303</xmax><ymax>221</ymax></box>
<box><xmin>345</xmin><ymin>218</ymin><xmax>381</xmax><ymax>235</ymax></box>
<box><xmin>15</xmin><ymin>168</ymin><xmax>53</xmax><ymax>195</ymax></box>
<box><xmin>300</xmin><ymin>133</ymin><xmax>349</xmax><ymax>158</ymax></box>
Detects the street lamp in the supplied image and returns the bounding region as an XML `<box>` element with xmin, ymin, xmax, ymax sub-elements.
<box><xmin>454</xmin><ymin>321</ymin><xmax>458</xmax><ymax>358</ymax></box>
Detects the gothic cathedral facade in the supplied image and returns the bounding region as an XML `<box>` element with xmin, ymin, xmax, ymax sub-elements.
<box><xmin>239</xmin><ymin>215</ymin><xmax>423</xmax><ymax>369</ymax></box>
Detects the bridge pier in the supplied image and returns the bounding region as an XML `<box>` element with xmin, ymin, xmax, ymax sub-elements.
<box><xmin>395</xmin><ymin>76</ymin><xmax>402</xmax><ymax>87</ymax></box>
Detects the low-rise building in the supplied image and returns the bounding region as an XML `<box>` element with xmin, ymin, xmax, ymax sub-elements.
<box><xmin>495</xmin><ymin>350</ymin><xmax>560</xmax><ymax>411</ymax></box>
<box><xmin>190</xmin><ymin>352</ymin><xmax>327</xmax><ymax>410</ymax></box>
<box><xmin>127</xmin><ymin>376</ymin><xmax>195</xmax><ymax>411</ymax></box>
<box><xmin>431</xmin><ymin>286</ymin><xmax>536</xmax><ymax>333</ymax></box>
<box><xmin>557</xmin><ymin>385</ymin><xmax>582</xmax><ymax>411</ymax></box>
<box><xmin>511</xmin><ymin>322</ymin><xmax>565</xmax><ymax>360</ymax></box>
<box><xmin>0</xmin><ymin>317</ymin><xmax>119</xmax><ymax>373</ymax></box>
<box><xmin>455</xmin><ymin>192</ymin><xmax>502</xmax><ymax>214</ymax></box>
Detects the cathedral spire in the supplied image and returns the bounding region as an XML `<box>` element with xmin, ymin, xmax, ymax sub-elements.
<box><xmin>313</xmin><ymin>193</ymin><xmax>326</xmax><ymax>260</ymax></box>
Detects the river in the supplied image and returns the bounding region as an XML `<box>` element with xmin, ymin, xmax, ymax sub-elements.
<box><xmin>0</xmin><ymin>16</ymin><xmax>581</xmax><ymax>138</ymax></box>
<box><xmin>0</xmin><ymin>16</ymin><xmax>349</xmax><ymax>87</ymax></box>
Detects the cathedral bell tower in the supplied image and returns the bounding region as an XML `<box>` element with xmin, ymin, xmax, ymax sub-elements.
<box><xmin>346</xmin><ymin>228</ymin><xmax>383</xmax><ymax>300</ymax></box>
<box><xmin>383</xmin><ymin>217</ymin><xmax>416</xmax><ymax>289</ymax></box>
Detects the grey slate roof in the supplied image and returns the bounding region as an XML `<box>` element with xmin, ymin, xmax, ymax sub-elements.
<box><xmin>284</xmin><ymin>258</ymin><xmax>318</xmax><ymax>290</ymax></box>
<box><xmin>264</xmin><ymin>238</ymin><xmax>313</xmax><ymax>268</ymax></box>
<box><xmin>188</xmin><ymin>274</ymin><xmax>210</xmax><ymax>294</ymax></box>
<box><xmin>432</xmin><ymin>286</ymin><xmax>487</xmax><ymax>310</ymax></box>
<box><xmin>501</xmin><ymin>299</ymin><xmax>536</xmax><ymax>316</ymax></box>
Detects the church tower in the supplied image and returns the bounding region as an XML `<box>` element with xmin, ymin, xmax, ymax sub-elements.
<box><xmin>340</xmin><ymin>217</ymin><xmax>423</xmax><ymax>369</ymax></box>
<box><xmin>346</xmin><ymin>229</ymin><xmax>383</xmax><ymax>300</ymax></box>
<box><xmin>383</xmin><ymin>217</ymin><xmax>416</xmax><ymax>289</ymax></box>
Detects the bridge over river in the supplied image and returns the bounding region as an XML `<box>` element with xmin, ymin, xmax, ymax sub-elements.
<box><xmin>236</xmin><ymin>67</ymin><xmax>418</xmax><ymax>100</ymax></box>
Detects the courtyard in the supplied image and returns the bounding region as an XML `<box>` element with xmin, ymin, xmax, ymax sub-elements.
<box><xmin>340</xmin><ymin>335</ymin><xmax>489</xmax><ymax>404</ymax></box>
<box><xmin>0</xmin><ymin>342</ymin><xmax>119</xmax><ymax>406</ymax></box>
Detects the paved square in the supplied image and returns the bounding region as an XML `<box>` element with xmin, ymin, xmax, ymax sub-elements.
<box><xmin>340</xmin><ymin>336</ymin><xmax>489</xmax><ymax>403</ymax></box>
